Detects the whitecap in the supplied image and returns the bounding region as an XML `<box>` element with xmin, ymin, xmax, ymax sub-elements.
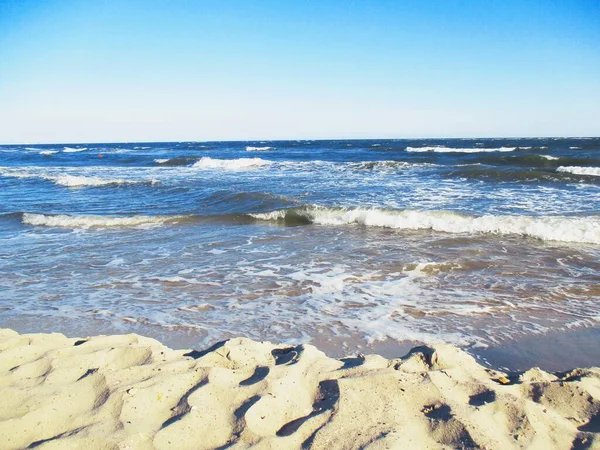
<box><xmin>406</xmin><ymin>146</ymin><xmax>516</xmax><ymax>153</ymax></box>
<box><xmin>192</xmin><ymin>157</ymin><xmax>272</xmax><ymax>170</ymax></box>
<box><xmin>246</xmin><ymin>146</ymin><xmax>274</xmax><ymax>151</ymax></box>
<box><xmin>557</xmin><ymin>166</ymin><xmax>600</xmax><ymax>177</ymax></box>
<box><xmin>22</xmin><ymin>213</ymin><xmax>187</xmax><ymax>228</ymax></box>
<box><xmin>250</xmin><ymin>206</ymin><xmax>600</xmax><ymax>244</ymax></box>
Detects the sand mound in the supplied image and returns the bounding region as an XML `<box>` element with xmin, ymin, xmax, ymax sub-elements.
<box><xmin>0</xmin><ymin>329</ymin><xmax>599</xmax><ymax>449</ymax></box>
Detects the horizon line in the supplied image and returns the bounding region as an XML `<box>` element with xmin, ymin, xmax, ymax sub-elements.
<box><xmin>1</xmin><ymin>135</ymin><xmax>599</xmax><ymax>146</ymax></box>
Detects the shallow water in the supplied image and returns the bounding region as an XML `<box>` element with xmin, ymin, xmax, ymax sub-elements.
<box><xmin>1</xmin><ymin>138</ymin><xmax>599</xmax><ymax>369</ymax></box>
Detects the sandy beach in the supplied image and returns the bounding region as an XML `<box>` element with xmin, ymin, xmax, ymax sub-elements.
<box><xmin>1</xmin><ymin>328</ymin><xmax>599</xmax><ymax>449</ymax></box>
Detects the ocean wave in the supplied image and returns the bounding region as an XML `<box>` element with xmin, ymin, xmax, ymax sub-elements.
<box><xmin>540</xmin><ymin>155</ymin><xmax>559</xmax><ymax>160</ymax></box>
<box><xmin>442</xmin><ymin>167</ymin><xmax>598</xmax><ymax>184</ymax></box>
<box><xmin>63</xmin><ymin>147</ymin><xmax>88</xmax><ymax>153</ymax></box>
<box><xmin>0</xmin><ymin>169</ymin><xmax>156</xmax><ymax>187</ymax></box>
<box><xmin>40</xmin><ymin>150</ymin><xmax>59</xmax><ymax>155</ymax></box>
<box><xmin>406</xmin><ymin>146</ymin><xmax>516</xmax><ymax>153</ymax></box>
<box><xmin>348</xmin><ymin>161</ymin><xmax>436</xmax><ymax>170</ymax></box>
<box><xmin>246</xmin><ymin>146</ymin><xmax>274</xmax><ymax>151</ymax></box>
<box><xmin>192</xmin><ymin>157</ymin><xmax>272</xmax><ymax>170</ymax></box>
<box><xmin>22</xmin><ymin>213</ymin><xmax>188</xmax><ymax>228</ymax></box>
<box><xmin>51</xmin><ymin>175</ymin><xmax>157</xmax><ymax>187</ymax></box>
<box><xmin>556</xmin><ymin>166</ymin><xmax>600</xmax><ymax>177</ymax></box>
<box><xmin>153</xmin><ymin>157</ymin><xmax>195</xmax><ymax>166</ymax></box>
<box><xmin>250</xmin><ymin>206</ymin><xmax>600</xmax><ymax>244</ymax></box>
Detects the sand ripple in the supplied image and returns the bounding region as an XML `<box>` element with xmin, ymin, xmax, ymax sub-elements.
<box><xmin>0</xmin><ymin>329</ymin><xmax>599</xmax><ymax>449</ymax></box>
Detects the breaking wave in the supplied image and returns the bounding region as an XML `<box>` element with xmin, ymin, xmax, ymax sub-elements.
<box><xmin>40</xmin><ymin>150</ymin><xmax>58</xmax><ymax>155</ymax></box>
<box><xmin>556</xmin><ymin>166</ymin><xmax>600</xmax><ymax>177</ymax></box>
<box><xmin>192</xmin><ymin>157</ymin><xmax>272</xmax><ymax>170</ymax></box>
<box><xmin>51</xmin><ymin>175</ymin><xmax>157</xmax><ymax>187</ymax></box>
<box><xmin>406</xmin><ymin>146</ymin><xmax>516</xmax><ymax>153</ymax></box>
<box><xmin>22</xmin><ymin>213</ymin><xmax>189</xmax><ymax>228</ymax></box>
<box><xmin>250</xmin><ymin>206</ymin><xmax>600</xmax><ymax>244</ymax></box>
<box><xmin>348</xmin><ymin>161</ymin><xmax>426</xmax><ymax>170</ymax></box>
<box><xmin>246</xmin><ymin>146</ymin><xmax>274</xmax><ymax>151</ymax></box>
<box><xmin>0</xmin><ymin>169</ymin><xmax>156</xmax><ymax>187</ymax></box>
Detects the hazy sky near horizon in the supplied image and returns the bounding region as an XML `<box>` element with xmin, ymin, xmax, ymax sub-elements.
<box><xmin>1</xmin><ymin>0</ymin><xmax>599</xmax><ymax>143</ymax></box>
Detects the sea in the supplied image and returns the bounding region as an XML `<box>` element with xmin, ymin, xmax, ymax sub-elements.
<box><xmin>1</xmin><ymin>138</ymin><xmax>599</xmax><ymax>371</ymax></box>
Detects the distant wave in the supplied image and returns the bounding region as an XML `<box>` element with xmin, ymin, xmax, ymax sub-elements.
<box><xmin>246</xmin><ymin>146</ymin><xmax>274</xmax><ymax>151</ymax></box>
<box><xmin>348</xmin><ymin>161</ymin><xmax>434</xmax><ymax>170</ymax></box>
<box><xmin>556</xmin><ymin>166</ymin><xmax>600</xmax><ymax>177</ymax></box>
<box><xmin>63</xmin><ymin>147</ymin><xmax>88</xmax><ymax>153</ymax></box>
<box><xmin>22</xmin><ymin>213</ymin><xmax>187</xmax><ymax>228</ymax></box>
<box><xmin>0</xmin><ymin>169</ymin><xmax>156</xmax><ymax>187</ymax></box>
<box><xmin>192</xmin><ymin>157</ymin><xmax>272</xmax><ymax>170</ymax></box>
<box><xmin>406</xmin><ymin>146</ymin><xmax>516</xmax><ymax>153</ymax></box>
<box><xmin>250</xmin><ymin>206</ymin><xmax>600</xmax><ymax>244</ymax></box>
<box><xmin>40</xmin><ymin>150</ymin><xmax>59</xmax><ymax>155</ymax></box>
<box><xmin>51</xmin><ymin>175</ymin><xmax>157</xmax><ymax>187</ymax></box>
<box><xmin>540</xmin><ymin>155</ymin><xmax>559</xmax><ymax>160</ymax></box>
<box><xmin>24</xmin><ymin>147</ymin><xmax>42</xmax><ymax>151</ymax></box>
<box><xmin>153</xmin><ymin>157</ymin><xmax>195</xmax><ymax>166</ymax></box>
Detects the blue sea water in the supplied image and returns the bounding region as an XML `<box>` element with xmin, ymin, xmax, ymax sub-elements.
<box><xmin>1</xmin><ymin>138</ymin><xmax>599</xmax><ymax>368</ymax></box>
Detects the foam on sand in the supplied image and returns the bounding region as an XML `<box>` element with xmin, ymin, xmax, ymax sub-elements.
<box><xmin>557</xmin><ymin>166</ymin><xmax>600</xmax><ymax>177</ymax></box>
<box><xmin>406</xmin><ymin>146</ymin><xmax>517</xmax><ymax>153</ymax></box>
<box><xmin>192</xmin><ymin>157</ymin><xmax>272</xmax><ymax>170</ymax></box>
<box><xmin>0</xmin><ymin>328</ymin><xmax>598</xmax><ymax>449</ymax></box>
<box><xmin>251</xmin><ymin>206</ymin><xmax>600</xmax><ymax>244</ymax></box>
<box><xmin>246</xmin><ymin>146</ymin><xmax>274</xmax><ymax>151</ymax></box>
<box><xmin>22</xmin><ymin>213</ymin><xmax>187</xmax><ymax>228</ymax></box>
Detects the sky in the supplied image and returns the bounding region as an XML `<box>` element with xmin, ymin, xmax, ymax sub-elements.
<box><xmin>0</xmin><ymin>0</ymin><xmax>599</xmax><ymax>143</ymax></box>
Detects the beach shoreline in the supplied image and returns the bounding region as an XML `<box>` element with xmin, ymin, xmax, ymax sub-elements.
<box><xmin>1</xmin><ymin>328</ymin><xmax>599</xmax><ymax>449</ymax></box>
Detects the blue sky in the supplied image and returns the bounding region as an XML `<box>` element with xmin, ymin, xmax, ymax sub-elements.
<box><xmin>0</xmin><ymin>0</ymin><xmax>599</xmax><ymax>143</ymax></box>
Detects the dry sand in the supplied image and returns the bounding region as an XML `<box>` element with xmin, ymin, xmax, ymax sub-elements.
<box><xmin>0</xmin><ymin>328</ymin><xmax>599</xmax><ymax>450</ymax></box>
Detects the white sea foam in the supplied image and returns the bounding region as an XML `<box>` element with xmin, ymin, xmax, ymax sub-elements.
<box><xmin>24</xmin><ymin>147</ymin><xmax>42</xmax><ymax>151</ymax></box>
<box><xmin>154</xmin><ymin>159</ymin><xmax>171</xmax><ymax>164</ymax></box>
<box><xmin>51</xmin><ymin>175</ymin><xmax>149</xmax><ymax>187</ymax></box>
<box><xmin>540</xmin><ymin>155</ymin><xmax>559</xmax><ymax>160</ymax></box>
<box><xmin>347</xmin><ymin>161</ymin><xmax>437</xmax><ymax>171</ymax></box>
<box><xmin>556</xmin><ymin>166</ymin><xmax>600</xmax><ymax>177</ymax></box>
<box><xmin>246</xmin><ymin>146</ymin><xmax>274</xmax><ymax>151</ymax></box>
<box><xmin>0</xmin><ymin>168</ymin><xmax>155</xmax><ymax>187</ymax></box>
<box><xmin>40</xmin><ymin>150</ymin><xmax>58</xmax><ymax>155</ymax></box>
<box><xmin>406</xmin><ymin>146</ymin><xmax>516</xmax><ymax>153</ymax></box>
<box><xmin>63</xmin><ymin>147</ymin><xmax>88</xmax><ymax>153</ymax></box>
<box><xmin>192</xmin><ymin>157</ymin><xmax>272</xmax><ymax>170</ymax></box>
<box><xmin>22</xmin><ymin>213</ymin><xmax>186</xmax><ymax>228</ymax></box>
<box><xmin>251</xmin><ymin>207</ymin><xmax>600</xmax><ymax>244</ymax></box>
